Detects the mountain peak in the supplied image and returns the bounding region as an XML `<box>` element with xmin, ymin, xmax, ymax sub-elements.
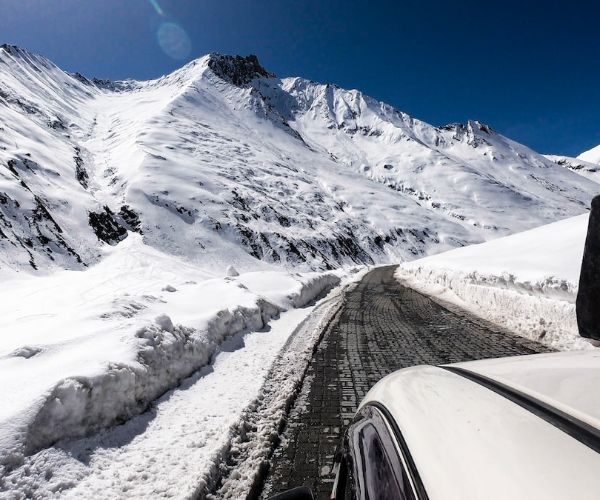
<box><xmin>0</xmin><ymin>44</ymin><xmax>59</xmax><ymax>73</ymax></box>
<box><xmin>0</xmin><ymin>43</ymin><xmax>39</xmax><ymax>60</ymax></box>
<box><xmin>0</xmin><ymin>44</ymin><xmax>51</xmax><ymax>64</ymax></box>
<box><xmin>206</xmin><ymin>54</ymin><xmax>274</xmax><ymax>86</ymax></box>
<box><xmin>467</xmin><ymin>119</ymin><xmax>493</xmax><ymax>135</ymax></box>
<box><xmin>0</xmin><ymin>43</ymin><xmax>22</xmax><ymax>54</ymax></box>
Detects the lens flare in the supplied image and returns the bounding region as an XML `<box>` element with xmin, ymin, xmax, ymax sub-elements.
<box><xmin>157</xmin><ymin>22</ymin><xmax>191</xmax><ymax>60</ymax></box>
<box><xmin>149</xmin><ymin>0</ymin><xmax>164</xmax><ymax>16</ymax></box>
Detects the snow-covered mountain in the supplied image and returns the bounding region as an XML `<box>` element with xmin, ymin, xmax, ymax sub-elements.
<box><xmin>578</xmin><ymin>144</ymin><xmax>600</xmax><ymax>165</ymax></box>
<box><xmin>1</xmin><ymin>45</ymin><xmax>597</xmax><ymax>274</ymax></box>
<box><xmin>544</xmin><ymin>155</ymin><xmax>600</xmax><ymax>183</ymax></box>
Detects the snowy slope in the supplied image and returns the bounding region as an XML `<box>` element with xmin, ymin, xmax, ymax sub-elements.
<box><xmin>258</xmin><ymin>78</ymin><xmax>597</xmax><ymax>234</ymax></box>
<box><xmin>579</xmin><ymin>144</ymin><xmax>600</xmax><ymax>165</ymax></box>
<box><xmin>399</xmin><ymin>214</ymin><xmax>594</xmax><ymax>350</ymax></box>
<box><xmin>1</xmin><ymin>46</ymin><xmax>598</xmax><ymax>275</ymax></box>
<box><xmin>544</xmin><ymin>154</ymin><xmax>600</xmax><ymax>183</ymax></box>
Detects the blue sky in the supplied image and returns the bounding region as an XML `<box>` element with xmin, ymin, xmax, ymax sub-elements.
<box><xmin>1</xmin><ymin>0</ymin><xmax>599</xmax><ymax>156</ymax></box>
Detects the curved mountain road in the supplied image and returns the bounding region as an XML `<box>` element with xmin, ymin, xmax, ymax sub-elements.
<box><xmin>260</xmin><ymin>265</ymin><xmax>550</xmax><ymax>498</ymax></box>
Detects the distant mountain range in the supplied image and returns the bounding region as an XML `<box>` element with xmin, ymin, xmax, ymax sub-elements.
<box><xmin>0</xmin><ymin>45</ymin><xmax>598</xmax><ymax>273</ymax></box>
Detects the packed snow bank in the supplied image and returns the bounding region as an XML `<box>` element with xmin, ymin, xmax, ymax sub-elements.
<box><xmin>0</xmin><ymin>234</ymin><xmax>340</xmax><ymax>472</ymax></box>
<box><xmin>399</xmin><ymin>214</ymin><xmax>595</xmax><ymax>350</ymax></box>
<box><xmin>0</xmin><ymin>269</ymin><xmax>358</xmax><ymax>499</ymax></box>
<box><xmin>0</xmin><ymin>304</ymin><xmax>332</xmax><ymax>498</ymax></box>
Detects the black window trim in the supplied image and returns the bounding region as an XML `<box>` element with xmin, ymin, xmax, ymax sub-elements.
<box><xmin>357</xmin><ymin>402</ymin><xmax>429</xmax><ymax>500</ymax></box>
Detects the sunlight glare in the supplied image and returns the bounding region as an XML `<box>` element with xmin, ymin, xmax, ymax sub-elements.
<box><xmin>157</xmin><ymin>22</ymin><xmax>191</xmax><ymax>60</ymax></box>
<box><xmin>149</xmin><ymin>0</ymin><xmax>164</xmax><ymax>16</ymax></box>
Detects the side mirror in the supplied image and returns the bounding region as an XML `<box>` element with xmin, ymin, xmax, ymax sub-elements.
<box><xmin>267</xmin><ymin>486</ymin><xmax>315</xmax><ymax>500</ymax></box>
<box><xmin>577</xmin><ymin>195</ymin><xmax>600</xmax><ymax>341</ymax></box>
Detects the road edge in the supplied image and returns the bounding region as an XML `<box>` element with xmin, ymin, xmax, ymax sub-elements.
<box><xmin>203</xmin><ymin>280</ymin><xmax>354</xmax><ymax>499</ymax></box>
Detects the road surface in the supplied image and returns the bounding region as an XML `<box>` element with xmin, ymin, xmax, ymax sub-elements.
<box><xmin>260</xmin><ymin>265</ymin><xmax>549</xmax><ymax>498</ymax></box>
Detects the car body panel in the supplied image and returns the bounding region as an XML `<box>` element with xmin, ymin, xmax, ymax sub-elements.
<box><xmin>359</xmin><ymin>360</ymin><xmax>600</xmax><ymax>500</ymax></box>
<box><xmin>450</xmin><ymin>350</ymin><xmax>600</xmax><ymax>430</ymax></box>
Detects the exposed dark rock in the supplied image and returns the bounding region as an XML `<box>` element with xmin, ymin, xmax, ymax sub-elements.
<box><xmin>6</xmin><ymin>159</ymin><xmax>18</xmax><ymax>176</ymax></box>
<box><xmin>71</xmin><ymin>72</ymin><xmax>92</xmax><ymax>85</ymax></box>
<box><xmin>89</xmin><ymin>206</ymin><xmax>128</xmax><ymax>245</ymax></box>
<box><xmin>237</xmin><ymin>225</ymin><xmax>263</xmax><ymax>259</ymax></box>
<box><xmin>89</xmin><ymin>78</ymin><xmax>134</xmax><ymax>92</ymax></box>
<box><xmin>74</xmin><ymin>147</ymin><xmax>88</xmax><ymax>188</ymax></box>
<box><xmin>0</xmin><ymin>187</ymin><xmax>84</xmax><ymax>269</ymax></box>
<box><xmin>117</xmin><ymin>205</ymin><xmax>142</xmax><ymax>233</ymax></box>
<box><xmin>207</xmin><ymin>54</ymin><xmax>274</xmax><ymax>87</ymax></box>
<box><xmin>32</xmin><ymin>197</ymin><xmax>62</xmax><ymax>233</ymax></box>
<box><xmin>0</xmin><ymin>44</ymin><xmax>20</xmax><ymax>55</ymax></box>
<box><xmin>231</xmin><ymin>189</ymin><xmax>250</xmax><ymax>211</ymax></box>
<box><xmin>48</xmin><ymin>118</ymin><xmax>66</xmax><ymax>130</ymax></box>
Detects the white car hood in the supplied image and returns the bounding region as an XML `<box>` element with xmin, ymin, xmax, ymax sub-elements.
<box><xmin>360</xmin><ymin>356</ymin><xmax>600</xmax><ymax>500</ymax></box>
<box><xmin>452</xmin><ymin>350</ymin><xmax>600</xmax><ymax>430</ymax></box>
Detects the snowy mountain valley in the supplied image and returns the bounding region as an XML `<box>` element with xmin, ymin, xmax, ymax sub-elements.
<box><xmin>1</xmin><ymin>44</ymin><xmax>599</xmax><ymax>498</ymax></box>
<box><xmin>1</xmin><ymin>45</ymin><xmax>598</xmax><ymax>275</ymax></box>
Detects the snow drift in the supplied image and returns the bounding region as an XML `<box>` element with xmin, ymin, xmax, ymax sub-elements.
<box><xmin>0</xmin><ymin>234</ymin><xmax>340</xmax><ymax>473</ymax></box>
<box><xmin>0</xmin><ymin>284</ymin><xmax>346</xmax><ymax>499</ymax></box>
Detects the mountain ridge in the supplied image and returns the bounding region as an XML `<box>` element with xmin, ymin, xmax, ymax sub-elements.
<box><xmin>0</xmin><ymin>46</ymin><xmax>597</xmax><ymax>274</ymax></box>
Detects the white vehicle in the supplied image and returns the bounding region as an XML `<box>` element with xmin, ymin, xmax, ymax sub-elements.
<box><xmin>323</xmin><ymin>350</ymin><xmax>600</xmax><ymax>500</ymax></box>
<box><xmin>271</xmin><ymin>350</ymin><xmax>600</xmax><ymax>500</ymax></box>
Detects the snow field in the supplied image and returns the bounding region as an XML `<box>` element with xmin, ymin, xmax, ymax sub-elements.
<box><xmin>1</xmin><ymin>46</ymin><xmax>598</xmax><ymax>274</ymax></box>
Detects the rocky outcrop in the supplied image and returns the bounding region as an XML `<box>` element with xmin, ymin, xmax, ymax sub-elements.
<box><xmin>207</xmin><ymin>54</ymin><xmax>274</xmax><ymax>86</ymax></box>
